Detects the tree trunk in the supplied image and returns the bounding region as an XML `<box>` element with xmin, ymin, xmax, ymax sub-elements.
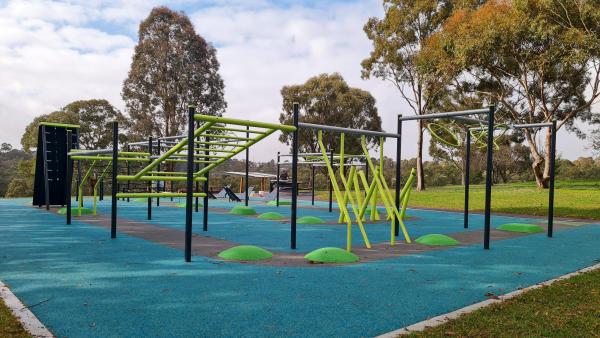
<box><xmin>524</xmin><ymin>129</ymin><xmax>549</xmax><ymax>189</ymax></box>
<box><xmin>416</xmin><ymin>120</ymin><xmax>425</xmax><ymax>191</ymax></box>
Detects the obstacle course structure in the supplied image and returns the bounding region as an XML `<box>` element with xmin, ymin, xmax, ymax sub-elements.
<box><xmin>33</xmin><ymin>122</ymin><xmax>80</xmax><ymax>209</ymax></box>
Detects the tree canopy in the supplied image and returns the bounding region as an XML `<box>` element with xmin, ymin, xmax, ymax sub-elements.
<box><xmin>420</xmin><ymin>0</ymin><xmax>600</xmax><ymax>187</ymax></box>
<box><xmin>122</xmin><ymin>7</ymin><xmax>226</xmax><ymax>140</ymax></box>
<box><xmin>279</xmin><ymin>73</ymin><xmax>382</xmax><ymax>156</ymax></box>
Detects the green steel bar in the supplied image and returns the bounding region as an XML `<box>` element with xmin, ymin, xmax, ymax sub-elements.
<box><xmin>170</xmin><ymin>154</ymin><xmax>228</xmax><ymax>159</ymax></box>
<box><xmin>133</xmin><ymin>121</ymin><xmax>215</xmax><ymax>179</ymax></box>
<box><xmin>317</xmin><ymin>131</ymin><xmax>354</xmax><ymax>251</ymax></box>
<box><xmin>119</xmin><ymin>151</ymin><xmax>150</xmax><ymax>156</ymax></box>
<box><xmin>71</xmin><ymin>156</ymin><xmax>148</xmax><ymax>162</ymax></box>
<box><xmin>210</xmin><ymin>126</ymin><xmax>268</xmax><ymax>134</ymax></box>
<box><xmin>149</xmin><ymin>171</ymin><xmax>187</xmax><ymax>175</ymax></box>
<box><xmin>117</xmin><ymin>175</ymin><xmax>206</xmax><ymax>182</ymax></box>
<box><xmin>163</xmin><ymin>159</ymin><xmax>217</xmax><ymax>164</ymax></box>
<box><xmin>78</xmin><ymin>160</ymin><xmax>96</xmax><ymax>215</ymax></box>
<box><xmin>195</xmin><ymin>114</ymin><xmax>296</xmax><ymax>132</ymax></box>
<box><xmin>191</xmin><ymin>141</ymin><xmax>244</xmax><ymax>147</ymax></box>
<box><xmin>93</xmin><ymin>161</ymin><xmax>112</xmax><ymax>215</ymax></box>
<box><xmin>40</xmin><ymin>122</ymin><xmax>80</xmax><ymax>129</ymax></box>
<box><xmin>198</xmin><ymin>134</ymin><xmax>253</xmax><ymax>141</ymax></box>
<box><xmin>399</xmin><ymin>169</ymin><xmax>416</xmax><ymax>220</ymax></box>
<box><xmin>117</xmin><ymin>192</ymin><xmax>206</xmax><ymax>198</ymax></box>
<box><xmin>194</xmin><ymin>148</ymin><xmax>236</xmax><ymax>153</ymax></box>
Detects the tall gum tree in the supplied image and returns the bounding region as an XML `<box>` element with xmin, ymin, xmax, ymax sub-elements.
<box><xmin>361</xmin><ymin>0</ymin><xmax>457</xmax><ymax>191</ymax></box>
<box><xmin>278</xmin><ymin>73</ymin><xmax>382</xmax><ymax>157</ymax></box>
<box><xmin>422</xmin><ymin>0</ymin><xmax>600</xmax><ymax>188</ymax></box>
<box><xmin>122</xmin><ymin>7</ymin><xmax>226</xmax><ymax>140</ymax></box>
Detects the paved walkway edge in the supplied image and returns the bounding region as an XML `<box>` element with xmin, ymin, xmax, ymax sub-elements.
<box><xmin>376</xmin><ymin>262</ymin><xmax>600</xmax><ymax>337</ymax></box>
<box><xmin>0</xmin><ymin>280</ymin><xmax>54</xmax><ymax>338</ymax></box>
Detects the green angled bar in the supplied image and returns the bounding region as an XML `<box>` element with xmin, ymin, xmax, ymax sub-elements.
<box><xmin>195</xmin><ymin>114</ymin><xmax>297</xmax><ymax>132</ymax></box>
<box><xmin>198</xmin><ymin>134</ymin><xmax>253</xmax><ymax>141</ymax></box>
<box><xmin>191</xmin><ymin>141</ymin><xmax>244</xmax><ymax>147</ymax></box>
<box><xmin>132</xmin><ymin>121</ymin><xmax>215</xmax><ymax>179</ymax></box>
<box><xmin>40</xmin><ymin>122</ymin><xmax>81</xmax><ymax>129</ymax></box>
<box><xmin>210</xmin><ymin>126</ymin><xmax>267</xmax><ymax>134</ymax></box>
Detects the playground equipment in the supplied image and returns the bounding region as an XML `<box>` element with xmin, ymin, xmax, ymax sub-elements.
<box><xmin>276</xmin><ymin>152</ymin><xmax>367</xmax><ymax>207</ymax></box>
<box><xmin>33</xmin><ymin>122</ymin><xmax>79</xmax><ymax>209</ymax></box>
<box><xmin>58</xmin><ymin>101</ymin><xmax>558</xmax><ymax>262</ymax></box>
<box><xmin>403</xmin><ymin>107</ymin><xmax>558</xmax><ymax>248</ymax></box>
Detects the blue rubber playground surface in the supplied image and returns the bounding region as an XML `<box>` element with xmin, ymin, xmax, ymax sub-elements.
<box><xmin>1</xmin><ymin>197</ymin><xmax>599</xmax><ymax>337</ymax></box>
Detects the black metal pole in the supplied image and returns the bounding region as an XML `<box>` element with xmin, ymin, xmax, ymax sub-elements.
<box><xmin>195</xmin><ymin>120</ymin><xmax>200</xmax><ymax>212</ymax></box>
<box><xmin>290</xmin><ymin>103</ymin><xmax>299</xmax><ymax>249</ymax></box>
<box><xmin>147</xmin><ymin>137</ymin><xmax>152</xmax><ymax>220</ymax></box>
<box><xmin>126</xmin><ymin>144</ymin><xmax>130</xmax><ymax>203</ymax></box>
<box><xmin>328</xmin><ymin>149</ymin><xmax>333</xmax><ymax>213</ymax></box>
<box><xmin>483</xmin><ymin>105</ymin><xmax>495</xmax><ymax>249</ymax></box>
<box><xmin>276</xmin><ymin>152</ymin><xmax>280</xmax><ymax>207</ymax></box>
<box><xmin>394</xmin><ymin>115</ymin><xmax>402</xmax><ymax>236</ymax></box>
<box><xmin>311</xmin><ymin>165</ymin><xmax>315</xmax><ymax>205</ymax></box>
<box><xmin>111</xmin><ymin>121</ymin><xmax>118</xmax><ymax>239</ymax></box>
<box><xmin>99</xmin><ymin>180</ymin><xmax>104</xmax><ymax>201</ymax></box>
<box><xmin>184</xmin><ymin>105</ymin><xmax>195</xmax><ymax>262</ymax></box>
<box><xmin>156</xmin><ymin>139</ymin><xmax>160</xmax><ymax>207</ymax></box>
<box><xmin>464</xmin><ymin>129</ymin><xmax>471</xmax><ymax>229</ymax></box>
<box><xmin>76</xmin><ymin>160</ymin><xmax>81</xmax><ymax>202</ymax></box>
<box><xmin>41</xmin><ymin>125</ymin><xmax>50</xmax><ymax>210</ymax></box>
<box><xmin>245</xmin><ymin>125</ymin><xmax>250</xmax><ymax>206</ymax></box>
<box><xmin>66</xmin><ymin>130</ymin><xmax>72</xmax><ymax>224</ymax></box>
<box><xmin>548</xmin><ymin>119</ymin><xmax>557</xmax><ymax>237</ymax></box>
<box><xmin>203</xmin><ymin>135</ymin><xmax>209</xmax><ymax>232</ymax></box>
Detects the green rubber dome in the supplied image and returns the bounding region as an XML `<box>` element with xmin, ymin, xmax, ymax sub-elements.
<box><xmin>230</xmin><ymin>205</ymin><xmax>257</xmax><ymax>215</ymax></box>
<box><xmin>304</xmin><ymin>247</ymin><xmax>359</xmax><ymax>264</ymax></box>
<box><xmin>297</xmin><ymin>216</ymin><xmax>325</xmax><ymax>224</ymax></box>
<box><xmin>415</xmin><ymin>234</ymin><xmax>460</xmax><ymax>246</ymax></box>
<box><xmin>57</xmin><ymin>207</ymin><xmax>93</xmax><ymax>216</ymax></box>
<box><xmin>176</xmin><ymin>202</ymin><xmax>202</xmax><ymax>208</ymax></box>
<box><xmin>258</xmin><ymin>212</ymin><xmax>285</xmax><ymax>220</ymax></box>
<box><xmin>218</xmin><ymin>245</ymin><xmax>273</xmax><ymax>261</ymax></box>
<box><xmin>497</xmin><ymin>223</ymin><xmax>544</xmax><ymax>233</ymax></box>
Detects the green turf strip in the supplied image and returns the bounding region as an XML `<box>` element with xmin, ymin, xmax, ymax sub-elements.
<box><xmin>266</xmin><ymin>200</ymin><xmax>292</xmax><ymax>206</ymax></box>
<box><xmin>497</xmin><ymin>223</ymin><xmax>544</xmax><ymax>233</ymax></box>
<box><xmin>304</xmin><ymin>247</ymin><xmax>359</xmax><ymax>263</ymax></box>
<box><xmin>297</xmin><ymin>216</ymin><xmax>324</xmax><ymax>224</ymax></box>
<box><xmin>218</xmin><ymin>245</ymin><xmax>273</xmax><ymax>261</ymax></box>
<box><xmin>57</xmin><ymin>207</ymin><xmax>93</xmax><ymax>216</ymax></box>
<box><xmin>415</xmin><ymin>234</ymin><xmax>460</xmax><ymax>246</ymax></box>
<box><xmin>258</xmin><ymin>212</ymin><xmax>285</xmax><ymax>220</ymax></box>
<box><xmin>230</xmin><ymin>205</ymin><xmax>257</xmax><ymax>215</ymax></box>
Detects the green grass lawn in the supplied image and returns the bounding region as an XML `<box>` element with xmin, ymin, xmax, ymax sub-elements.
<box><xmin>318</xmin><ymin>180</ymin><xmax>600</xmax><ymax>220</ymax></box>
<box><xmin>407</xmin><ymin>267</ymin><xmax>600</xmax><ymax>337</ymax></box>
<box><xmin>0</xmin><ymin>299</ymin><xmax>30</xmax><ymax>338</ymax></box>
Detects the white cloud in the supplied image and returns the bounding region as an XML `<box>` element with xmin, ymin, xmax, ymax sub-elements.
<box><xmin>0</xmin><ymin>0</ymin><xmax>594</xmax><ymax>163</ymax></box>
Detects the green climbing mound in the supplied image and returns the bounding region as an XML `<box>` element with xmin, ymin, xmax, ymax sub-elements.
<box><xmin>304</xmin><ymin>247</ymin><xmax>359</xmax><ymax>264</ymax></box>
<box><xmin>497</xmin><ymin>223</ymin><xmax>544</xmax><ymax>233</ymax></box>
<box><xmin>57</xmin><ymin>207</ymin><xmax>93</xmax><ymax>216</ymax></box>
<box><xmin>297</xmin><ymin>216</ymin><xmax>325</xmax><ymax>224</ymax></box>
<box><xmin>230</xmin><ymin>205</ymin><xmax>257</xmax><ymax>215</ymax></box>
<box><xmin>218</xmin><ymin>245</ymin><xmax>273</xmax><ymax>261</ymax></box>
<box><xmin>415</xmin><ymin>234</ymin><xmax>460</xmax><ymax>246</ymax></box>
<box><xmin>267</xmin><ymin>200</ymin><xmax>291</xmax><ymax>206</ymax></box>
<box><xmin>258</xmin><ymin>212</ymin><xmax>285</xmax><ymax>220</ymax></box>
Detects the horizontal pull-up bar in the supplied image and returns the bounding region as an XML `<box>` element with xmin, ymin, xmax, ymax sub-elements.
<box><xmin>279</xmin><ymin>153</ymin><xmax>367</xmax><ymax>157</ymax></box>
<box><xmin>469</xmin><ymin>121</ymin><xmax>555</xmax><ymax>131</ymax></box>
<box><xmin>195</xmin><ymin>114</ymin><xmax>297</xmax><ymax>132</ymax></box>
<box><xmin>453</xmin><ymin>116</ymin><xmax>489</xmax><ymax>125</ymax></box>
<box><xmin>116</xmin><ymin>192</ymin><xmax>206</xmax><ymax>198</ymax></box>
<box><xmin>298</xmin><ymin>122</ymin><xmax>399</xmax><ymax>139</ymax></box>
<box><xmin>117</xmin><ymin>175</ymin><xmax>206</xmax><ymax>182</ymax></box>
<box><xmin>398</xmin><ymin>107</ymin><xmax>492</xmax><ymax>122</ymax></box>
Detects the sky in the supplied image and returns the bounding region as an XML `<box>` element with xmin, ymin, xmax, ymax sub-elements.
<box><xmin>0</xmin><ymin>0</ymin><xmax>597</xmax><ymax>162</ymax></box>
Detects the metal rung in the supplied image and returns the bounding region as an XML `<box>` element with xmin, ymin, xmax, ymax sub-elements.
<box><xmin>198</xmin><ymin>134</ymin><xmax>253</xmax><ymax>141</ymax></box>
